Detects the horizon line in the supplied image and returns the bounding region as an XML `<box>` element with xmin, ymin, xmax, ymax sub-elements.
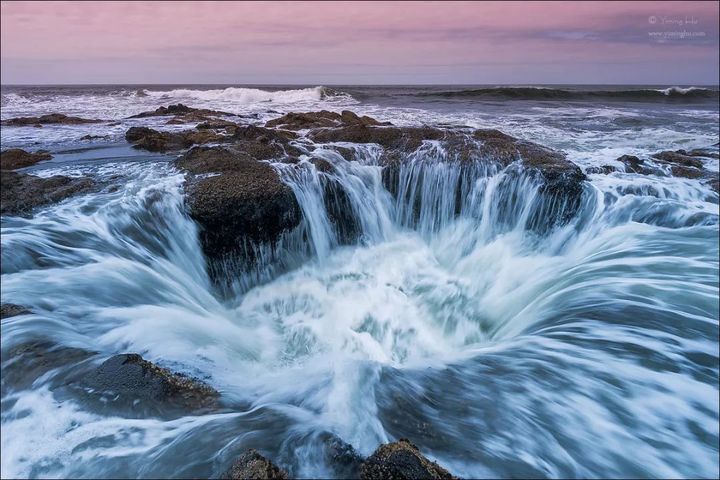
<box><xmin>2</xmin><ymin>83</ymin><xmax>719</xmax><ymax>87</ymax></box>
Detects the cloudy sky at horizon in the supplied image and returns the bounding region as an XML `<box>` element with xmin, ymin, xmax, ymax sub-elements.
<box><xmin>1</xmin><ymin>1</ymin><xmax>718</xmax><ymax>85</ymax></box>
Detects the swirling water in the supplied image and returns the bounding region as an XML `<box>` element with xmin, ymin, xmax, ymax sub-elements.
<box><xmin>1</xmin><ymin>85</ymin><xmax>718</xmax><ymax>479</ymax></box>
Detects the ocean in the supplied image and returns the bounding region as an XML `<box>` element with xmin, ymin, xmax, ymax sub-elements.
<box><xmin>1</xmin><ymin>84</ymin><xmax>719</xmax><ymax>478</ymax></box>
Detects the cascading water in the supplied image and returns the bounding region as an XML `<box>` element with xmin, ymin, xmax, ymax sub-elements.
<box><xmin>1</xmin><ymin>85</ymin><xmax>718</xmax><ymax>479</ymax></box>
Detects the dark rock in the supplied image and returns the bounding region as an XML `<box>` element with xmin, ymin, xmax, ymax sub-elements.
<box><xmin>126</xmin><ymin>126</ymin><xmax>176</xmax><ymax>151</ymax></box>
<box><xmin>125</xmin><ymin>126</ymin><xmax>225</xmax><ymax>152</ymax></box>
<box><xmin>176</xmin><ymin>147</ymin><xmax>301</xmax><ymax>263</ymax></box>
<box><xmin>79</xmin><ymin>134</ymin><xmax>107</xmax><ymax>140</ymax></box>
<box><xmin>616</xmin><ymin>155</ymin><xmax>648</xmax><ymax>174</ymax></box>
<box><xmin>360</xmin><ymin>439</ymin><xmax>455</xmax><ymax>480</ymax></box>
<box><xmin>311</xmin><ymin>157</ymin><xmax>335</xmax><ymax>173</ymax></box>
<box><xmin>81</xmin><ymin>353</ymin><xmax>219</xmax><ymax>411</ymax></box>
<box><xmin>375</xmin><ymin>126</ymin><xmax>586</xmax><ymax>229</ymax></box>
<box><xmin>652</xmin><ymin>150</ymin><xmax>705</xmax><ymax>169</ymax></box>
<box><xmin>0</xmin><ymin>303</ymin><xmax>31</xmax><ymax>319</ymax></box>
<box><xmin>1</xmin><ymin>340</ymin><xmax>96</xmax><ymax>392</ymax></box>
<box><xmin>220</xmin><ymin>449</ymin><xmax>288</xmax><ymax>479</ymax></box>
<box><xmin>590</xmin><ymin>149</ymin><xmax>718</xmax><ymax>194</ymax></box>
<box><xmin>129</xmin><ymin>104</ymin><xmax>233</xmax><ymax>119</ymax></box>
<box><xmin>586</xmin><ymin>165</ymin><xmax>617</xmax><ymax>174</ymax></box>
<box><xmin>224</xmin><ymin>125</ymin><xmax>301</xmax><ymax>160</ymax></box>
<box><xmin>670</xmin><ymin>165</ymin><xmax>705</xmax><ymax>179</ymax></box>
<box><xmin>0</xmin><ymin>149</ymin><xmax>52</xmax><ymax>170</ymax></box>
<box><xmin>324</xmin><ymin>435</ymin><xmax>364</xmax><ymax>479</ymax></box>
<box><xmin>706</xmin><ymin>177</ymin><xmax>720</xmax><ymax>194</ymax></box>
<box><xmin>311</xmin><ymin>124</ymin><xmax>445</xmax><ymax>152</ymax></box>
<box><xmin>229</xmin><ymin>124</ymin><xmax>298</xmax><ymax>143</ymax></box>
<box><xmin>1</xmin><ymin>170</ymin><xmax>95</xmax><ymax>217</ymax></box>
<box><xmin>686</xmin><ymin>148</ymin><xmax>720</xmax><ymax>159</ymax></box>
<box><xmin>165</xmin><ymin>117</ymin><xmax>187</xmax><ymax>125</ymax></box>
<box><xmin>2</xmin><ymin>113</ymin><xmax>102</xmax><ymax>126</ymax></box>
<box><xmin>266</xmin><ymin>110</ymin><xmax>391</xmax><ymax>130</ymax></box>
<box><xmin>197</xmin><ymin>119</ymin><xmax>240</xmax><ymax>130</ymax></box>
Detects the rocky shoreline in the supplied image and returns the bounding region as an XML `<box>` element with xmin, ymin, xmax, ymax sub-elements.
<box><xmin>3</xmin><ymin>106</ymin><xmax>718</xmax><ymax>278</ymax></box>
<box><xmin>2</xmin><ymin>106</ymin><xmax>718</xmax><ymax>478</ymax></box>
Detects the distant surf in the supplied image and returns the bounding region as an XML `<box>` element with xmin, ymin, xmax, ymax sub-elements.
<box><xmin>414</xmin><ymin>85</ymin><xmax>719</xmax><ymax>102</ymax></box>
<box><xmin>140</xmin><ymin>86</ymin><xmax>349</xmax><ymax>104</ymax></box>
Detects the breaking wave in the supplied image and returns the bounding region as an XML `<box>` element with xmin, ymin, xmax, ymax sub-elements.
<box><xmin>141</xmin><ymin>86</ymin><xmax>350</xmax><ymax>104</ymax></box>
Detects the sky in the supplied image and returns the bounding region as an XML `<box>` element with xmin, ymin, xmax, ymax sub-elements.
<box><xmin>1</xmin><ymin>1</ymin><xmax>718</xmax><ymax>85</ymax></box>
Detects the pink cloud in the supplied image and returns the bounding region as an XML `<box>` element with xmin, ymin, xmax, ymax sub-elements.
<box><xmin>1</xmin><ymin>1</ymin><xmax>717</xmax><ymax>84</ymax></box>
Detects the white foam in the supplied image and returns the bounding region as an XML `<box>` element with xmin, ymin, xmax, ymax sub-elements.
<box><xmin>143</xmin><ymin>86</ymin><xmax>333</xmax><ymax>105</ymax></box>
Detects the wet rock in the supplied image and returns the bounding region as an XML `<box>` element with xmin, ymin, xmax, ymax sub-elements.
<box><xmin>266</xmin><ymin>110</ymin><xmax>391</xmax><ymax>130</ymax></box>
<box><xmin>0</xmin><ymin>149</ymin><xmax>52</xmax><ymax>170</ymax></box>
<box><xmin>1</xmin><ymin>170</ymin><xmax>95</xmax><ymax>217</ymax></box>
<box><xmin>706</xmin><ymin>178</ymin><xmax>720</xmax><ymax>194</ymax></box>
<box><xmin>1</xmin><ymin>340</ymin><xmax>96</xmax><ymax>393</ymax></box>
<box><xmin>360</xmin><ymin>439</ymin><xmax>455</xmax><ymax>480</ymax></box>
<box><xmin>652</xmin><ymin>150</ymin><xmax>705</xmax><ymax>169</ymax></box>
<box><xmin>81</xmin><ymin>353</ymin><xmax>219</xmax><ymax>411</ymax></box>
<box><xmin>2</xmin><ymin>113</ymin><xmax>102</xmax><ymax>126</ymax></box>
<box><xmin>125</xmin><ymin>126</ymin><xmax>225</xmax><ymax>152</ymax></box>
<box><xmin>229</xmin><ymin>124</ymin><xmax>298</xmax><ymax>143</ymax></box>
<box><xmin>686</xmin><ymin>148</ymin><xmax>720</xmax><ymax>159</ymax></box>
<box><xmin>165</xmin><ymin>117</ymin><xmax>187</xmax><ymax>125</ymax></box>
<box><xmin>324</xmin><ymin>435</ymin><xmax>364</xmax><ymax>479</ymax></box>
<box><xmin>615</xmin><ymin>154</ymin><xmax>648</xmax><ymax>174</ymax></box>
<box><xmin>311</xmin><ymin>157</ymin><xmax>335</xmax><ymax>173</ymax></box>
<box><xmin>79</xmin><ymin>134</ymin><xmax>108</xmax><ymax>141</ymax></box>
<box><xmin>311</xmin><ymin>124</ymin><xmax>445</xmax><ymax>152</ymax></box>
<box><xmin>595</xmin><ymin>149</ymin><xmax>719</xmax><ymax>193</ymax></box>
<box><xmin>125</xmin><ymin>126</ymin><xmax>176</xmax><ymax>151</ymax></box>
<box><xmin>225</xmin><ymin>124</ymin><xmax>301</xmax><ymax>160</ymax></box>
<box><xmin>176</xmin><ymin>146</ymin><xmax>301</xmax><ymax>264</ymax></box>
<box><xmin>129</xmin><ymin>103</ymin><xmax>233</xmax><ymax>119</ymax></box>
<box><xmin>376</xmin><ymin>126</ymin><xmax>586</xmax><ymax>228</ymax></box>
<box><xmin>586</xmin><ymin>165</ymin><xmax>617</xmax><ymax>175</ymax></box>
<box><xmin>219</xmin><ymin>449</ymin><xmax>288</xmax><ymax>479</ymax></box>
<box><xmin>278</xmin><ymin>112</ymin><xmax>586</xmax><ymax>231</ymax></box>
<box><xmin>197</xmin><ymin>119</ymin><xmax>240</xmax><ymax>130</ymax></box>
<box><xmin>0</xmin><ymin>303</ymin><xmax>31</xmax><ymax>319</ymax></box>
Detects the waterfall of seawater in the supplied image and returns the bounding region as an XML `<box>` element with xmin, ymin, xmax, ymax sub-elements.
<box><xmin>1</xmin><ymin>144</ymin><xmax>718</xmax><ymax>478</ymax></box>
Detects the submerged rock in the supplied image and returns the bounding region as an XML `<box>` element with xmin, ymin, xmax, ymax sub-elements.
<box><xmin>0</xmin><ymin>303</ymin><xmax>31</xmax><ymax>319</ymax></box>
<box><xmin>360</xmin><ymin>439</ymin><xmax>456</xmax><ymax>480</ymax></box>
<box><xmin>81</xmin><ymin>353</ymin><xmax>219</xmax><ymax>411</ymax></box>
<box><xmin>176</xmin><ymin>146</ymin><xmax>301</xmax><ymax>266</ymax></box>
<box><xmin>1</xmin><ymin>340</ymin><xmax>96</xmax><ymax>392</ymax></box>
<box><xmin>219</xmin><ymin>449</ymin><xmax>288</xmax><ymax>479</ymax></box>
<box><xmin>2</xmin><ymin>113</ymin><xmax>102</xmax><ymax>126</ymax></box>
<box><xmin>0</xmin><ymin>148</ymin><xmax>52</xmax><ymax>170</ymax></box>
<box><xmin>1</xmin><ymin>170</ymin><xmax>95</xmax><ymax>217</ymax></box>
